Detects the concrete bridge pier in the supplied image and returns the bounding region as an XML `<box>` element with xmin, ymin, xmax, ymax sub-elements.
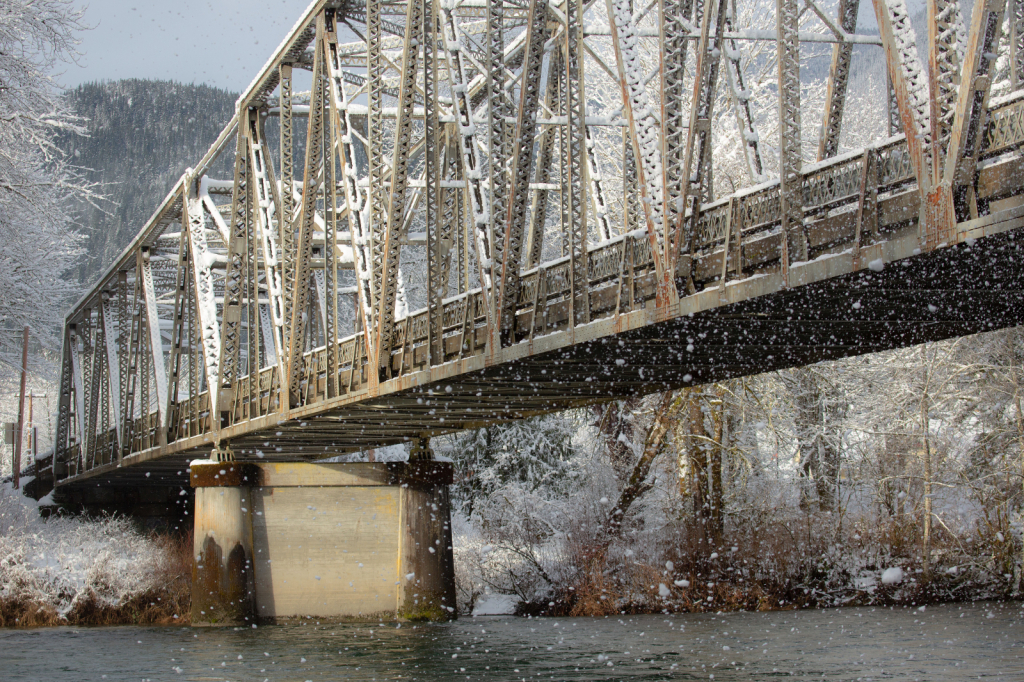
<box><xmin>190</xmin><ymin>460</ymin><xmax>456</xmax><ymax>626</ymax></box>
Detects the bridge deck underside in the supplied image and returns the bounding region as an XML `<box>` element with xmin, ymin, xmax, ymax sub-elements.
<box><xmin>63</xmin><ymin>215</ymin><xmax>1024</xmax><ymax>493</ymax></box>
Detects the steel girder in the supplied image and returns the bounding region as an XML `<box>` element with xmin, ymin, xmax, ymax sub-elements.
<box><xmin>50</xmin><ymin>0</ymin><xmax>1024</xmax><ymax>483</ymax></box>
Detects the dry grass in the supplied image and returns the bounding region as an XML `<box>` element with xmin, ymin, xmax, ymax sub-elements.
<box><xmin>515</xmin><ymin>510</ymin><xmax>1021</xmax><ymax>617</ymax></box>
<box><xmin>0</xmin><ymin>531</ymin><xmax>192</xmax><ymax>628</ymax></box>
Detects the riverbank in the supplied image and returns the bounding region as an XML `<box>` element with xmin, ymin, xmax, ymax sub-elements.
<box><xmin>0</xmin><ymin>483</ymin><xmax>191</xmax><ymax>627</ymax></box>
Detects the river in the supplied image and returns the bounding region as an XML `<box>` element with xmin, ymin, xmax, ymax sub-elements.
<box><xmin>1</xmin><ymin>600</ymin><xmax>1021</xmax><ymax>680</ymax></box>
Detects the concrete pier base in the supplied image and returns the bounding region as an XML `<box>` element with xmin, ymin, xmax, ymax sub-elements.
<box><xmin>190</xmin><ymin>461</ymin><xmax>456</xmax><ymax>625</ymax></box>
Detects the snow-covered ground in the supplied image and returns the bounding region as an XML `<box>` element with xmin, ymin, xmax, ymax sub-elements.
<box><xmin>0</xmin><ymin>482</ymin><xmax>172</xmax><ymax>621</ymax></box>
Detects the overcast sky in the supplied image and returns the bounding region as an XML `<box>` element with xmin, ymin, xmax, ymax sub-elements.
<box><xmin>63</xmin><ymin>0</ymin><xmax>317</xmax><ymax>92</ymax></box>
<box><xmin>62</xmin><ymin>0</ymin><xmax>898</xmax><ymax>93</ymax></box>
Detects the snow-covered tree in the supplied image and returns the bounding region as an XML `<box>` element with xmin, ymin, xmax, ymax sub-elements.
<box><xmin>0</xmin><ymin>0</ymin><xmax>88</xmax><ymax>371</ymax></box>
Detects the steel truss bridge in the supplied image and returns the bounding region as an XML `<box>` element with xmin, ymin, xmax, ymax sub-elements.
<box><xmin>49</xmin><ymin>0</ymin><xmax>1024</xmax><ymax>494</ymax></box>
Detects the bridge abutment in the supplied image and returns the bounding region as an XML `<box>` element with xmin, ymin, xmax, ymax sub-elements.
<box><xmin>190</xmin><ymin>461</ymin><xmax>456</xmax><ymax>626</ymax></box>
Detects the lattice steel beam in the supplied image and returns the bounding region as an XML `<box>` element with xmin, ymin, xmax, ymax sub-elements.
<box><xmin>217</xmin><ymin>125</ymin><xmax>251</xmax><ymax>424</ymax></box>
<box><xmin>374</xmin><ymin>0</ymin><xmax>426</xmax><ymax>373</ymax></box>
<box><xmin>606</xmin><ymin>0</ymin><xmax>673</xmax><ymax>304</ymax></box>
<box><xmin>677</xmin><ymin>0</ymin><xmax>729</xmax><ymax>273</ymax></box>
<box><xmin>817</xmin><ymin>0</ymin><xmax>859</xmax><ymax>160</ymax></box>
<box><xmin>325</xmin><ymin>10</ymin><xmax>375</xmax><ymax>343</ymax></box>
<box><xmin>944</xmin><ymin>0</ymin><xmax>1006</xmax><ymax>222</ymax></box>
<box><xmin>495</xmin><ymin>0</ymin><xmax>549</xmax><ymax>345</ymax></box>
<box><xmin>928</xmin><ymin>0</ymin><xmax>966</xmax><ymax>176</ymax></box>
<box><xmin>873</xmin><ymin>0</ymin><xmax>932</xmax><ymax>192</ymax></box>
<box><xmin>777</xmin><ymin>0</ymin><xmax>806</xmax><ymax>270</ymax></box>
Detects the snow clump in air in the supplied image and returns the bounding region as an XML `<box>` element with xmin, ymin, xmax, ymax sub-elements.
<box><xmin>880</xmin><ymin>567</ymin><xmax>904</xmax><ymax>585</ymax></box>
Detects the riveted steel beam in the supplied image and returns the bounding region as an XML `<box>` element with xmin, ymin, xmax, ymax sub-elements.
<box><xmin>495</xmin><ymin>0</ymin><xmax>549</xmax><ymax>346</ymax></box>
<box><xmin>374</xmin><ymin>0</ymin><xmax>426</xmax><ymax>374</ymax></box>
<box><xmin>818</xmin><ymin>0</ymin><xmax>860</xmax><ymax>160</ymax></box>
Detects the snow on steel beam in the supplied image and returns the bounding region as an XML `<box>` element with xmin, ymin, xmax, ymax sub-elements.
<box><xmin>928</xmin><ymin>0</ymin><xmax>967</xmax><ymax>177</ymax></box>
<box><xmin>778</xmin><ymin>0</ymin><xmax>807</xmax><ymax>273</ymax></box>
<box><xmin>944</xmin><ymin>0</ymin><xmax>1006</xmax><ymax>220</ymax></box>
<box><xmin>723</xmin><ymin>0</ymin><xmax>764</xmax><ymax>181</ymax></box>
<box><xmin>440</xmin><ymin>1</ymin><xmax>496</xmax><ymax>328</ymax></box>
<box><xmin>246</xmin><ymin>108</ymin><xmax>288</xmax><ymax>394</ymax></box>
<box><xmin>872</xmin><ymin>0</ymin><xmax>932</xmax><ymax>194</ymax></box>
<box><xmin>288</xmin><ymin>16</ymin><xmax>330</xmax><ymax>403</ymax></box>
<box><xmin>216</xmin><ymin>126</ymin><xmax>251</xmax><ymax>425</ymax></box>
<box><xmin>675</xmin><ymin>0</ymin><xmax>729</xmax><ymax>276</ymax></box>
<box><xmin>373</xmin><ymin>0</ymin><xmax>427</xmax><ymax>375</ymax></box>
<box><xmin>817</xmin><ymin>0</ymin><xmax>860</xmax><ymax>160</ymax></box>
<box><xmin>100</xmin><ymin>297</ymin><xmax>121</xmax><ymax>450</ymax></box>
<box><xmin>606</xmin><ymin>0</ymin><xmax>674</xmax><ymax>305</ymax></box>
<box><xmin>185</xmin><ymin>183</ymin><xmax>222</xmax><ymax>416</ymax></box>
<box><xmin>140</xmin><ymin>247</ymin><xmax>169</xmax><ymax>445</ymax></box>
<box><xmin>495</xmin><ymin>0</ymin><xmax>549</xmax><ymax>346</ymax></box>
<box><xmin>325</xmin><ymin>10</ymin><xmax>376</xmax><ymax>347</ymax></box>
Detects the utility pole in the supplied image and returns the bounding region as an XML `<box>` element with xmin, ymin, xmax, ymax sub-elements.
<box><xmin>13</xmin><ymin>326</ymin><xmax>28</xmax><ymax>490</ymax></box>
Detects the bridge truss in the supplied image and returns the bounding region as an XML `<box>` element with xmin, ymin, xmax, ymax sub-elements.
<box><xmin>52</xmin><ymin>0</ymin><xmax>1024</xmax><ymax>486</ymax></box>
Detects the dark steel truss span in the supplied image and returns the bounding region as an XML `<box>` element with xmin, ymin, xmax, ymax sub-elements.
<box><xmin>51</xmin><ymin>0</ymin><xmax>1024</xmax><ymax>492</ymax></box>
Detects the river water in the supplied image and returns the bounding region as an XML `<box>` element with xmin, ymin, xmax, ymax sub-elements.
<box><xmin>1</xmin><ymin>601</ymin><xmax>1021</xmax><ymax>681</ymax></box>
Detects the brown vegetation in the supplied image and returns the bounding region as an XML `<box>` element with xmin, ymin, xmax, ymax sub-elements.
<box><xmin>0</xmin><ymin>531</ymin><xmax>192</xmax><ymax>628</ymax></box>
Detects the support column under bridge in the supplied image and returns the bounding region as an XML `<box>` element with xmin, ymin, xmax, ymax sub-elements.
<box><xmin>190</xmin><ymin>461</ymin><xmax>456</xmax><ymax>625</ymax></box>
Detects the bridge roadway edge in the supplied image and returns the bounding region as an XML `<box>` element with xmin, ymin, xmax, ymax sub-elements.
<box><xmin>52</xmin><ymin>207</ymin><xmax>1024</xmax><ymax>497</ymax></box>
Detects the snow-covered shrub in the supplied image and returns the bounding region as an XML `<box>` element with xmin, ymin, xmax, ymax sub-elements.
<box><xmin>0</xmin><ymin>482</ymin><xmax>177</xmax><ymax>624</ymax></box>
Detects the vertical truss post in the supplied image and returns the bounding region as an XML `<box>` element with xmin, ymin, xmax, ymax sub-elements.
<box><xmin>324</xmin><ymin>11</ymin><xmax>375</xmax><ymax>345</ymax></box>
<box><xmin>322</xmin><ymin>61</ymin><xmax>339</xmax><ymax>399</ymax></box>
<box><xmin>243</xmin><ymin>142</ymin><xmax>261</xmax><ymax>417</ymax></box>
<box><xmin>373</xmin><ymin>0</ymin><xmax>425</xmax><ymax>376</ymax></box>
<box><xmin>661</xmin><ymin>0</ymin><xmax>694</xmax><ymax>269</ymax></box>
<box><xmin>928</xmin><ymin>0</ymin><xmax>966</xmax><ymax>177</ymax></box>
<box><xmin>441</xmin><ymin>3</ymin><xmax>495</xmax><ymax>326</ymax></box>
<box><xmin>485</xmin><ymin>0</ymin><xmax>508</xmax><ymax>344</ymax></box>
<box><xmin>247</xmin><ymin>108</ymin><xmax>287</xmax><ymax>393</ymax></box>
<box><xmin>623</xmin><ymin>129</ymin><xmax>640</xmax><ymax>235</ymax></box>
<box><xmin>117</xmin><ymin>271</ymin><xmax>130</xmax><ymax>459</ymax></box>
<box><xmin>723</xmin><ymin>0</ymin><xmax>764</xmax><ymax>180</ymax></box>
<box><xmin>873</xmin><ymin>0</ymin><xmax>932</xmax><ymax>192</ymax></box>
<box><xmin>121</xmin><ymin>278</ymin><xmax>141</xmax><ymax>456</ymax></box>
<box><xmin>495</xmin><ymin>0</ymin><xmax>549</xmax><ymax>346</ymax></box>
<box><xmin>279</xmin><ymin>63</ymin><xmax>296</xmax><ymax>354</ymax></box>
<box><xmin>566</xmin><ymin>0</ymin><xmax>589</xmax><ymax>327</ymax></box>
<box><xmin>54</xmin><ymin>328</ymin><xmax>73</xmax><ymax>478</ymax></box>
<box><xmin>84</xmin><ymin>313</ymin><xmax>101</xmax><ymax>468</ymax></box>
<box><xmin>425</xmin><ymin>0</ymin><xmax>446</xmax><ymax>366</ymax></box>
<box><xmin>69</xmin><ymin>325</ymin><xmax>86</xmax><ymax>465</ymax></box>
<box><xmin>1011</xmin><ymin>0</ymin><xmax>1024</xmax><ymax>87</ymax></box>
<box><xmin>217</xmin><ymin>125</ymin><xmax>250</xmax><ymax>424</ymax></box>
<box><xmin>165</xmin><ymin>213</ymin><xmax>190</xmax><ymax>436</ymax></box>
<box><xmin>367</xmin><ymin>0</ymin><xmax>387</xmax><ymax>370</ymax></box>
<box><xmin>777</xmin><ymin>0</ymin><xmax>806</xmax><ymax>274</ymax></box>
<box><xmin>100</xmin><ymin>296</ymin><xmax>121</xmax><ymax>450</ymax></box>
<box><xmin>944</xmin><ymin>0</ymin><xmax>1006</xmax><ymax>221</ymax></box>
<box><xmin>677</xmin><ymin>0</ymin><xmax>729</xmax><ymax>274</ymax></box>
<box><xmin>139</xmin><ymin>247</ymin><xmax>168</xmax><ymax>444</ymax></box>
<box><xmin>184</xmin><ymin>184</ymin><xmax>221</xmax><ymax>422</ymax></box>
<box><xmin>525</xmin><ymin>50</ymin><xmax>563</xmax><ymax>270</ymax></box>
<box><xmin>818</xmin><ymin>0</ymin><xmax>860</xmax><ymax>160</ymax></box>
<box><xmin>605</xmin><ymin>0</ymin><xmax>674</xmax><ymax>305</ymax></box>
<box><xmin>288</xmin><ymin>15</ymin><xmax>328</xmax><ymax>403</ymax></box>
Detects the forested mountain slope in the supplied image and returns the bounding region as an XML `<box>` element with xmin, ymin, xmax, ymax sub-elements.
<box><xmin>62</xmin><ymin>80</ymin><xmax>237</xmax><ymax>285</ymax></box>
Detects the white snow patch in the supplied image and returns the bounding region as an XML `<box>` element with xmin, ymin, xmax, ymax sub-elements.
<box><xmin>472</xmin><ymin>593</ymin><xmax>518</xmax><ymax>616</ymax></box>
